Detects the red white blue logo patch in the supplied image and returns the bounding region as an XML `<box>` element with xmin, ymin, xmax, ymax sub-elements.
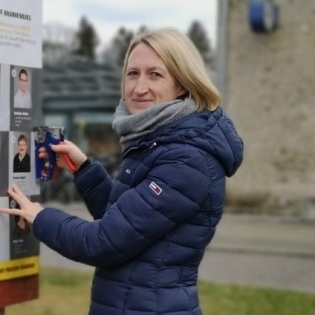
<box><xmin>149</xmin><ymin>181</ymin><xmax>162</xmax><ymax>195</ymax></box>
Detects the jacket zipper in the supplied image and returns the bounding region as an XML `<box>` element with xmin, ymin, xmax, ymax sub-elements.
<box><xmin>123</xmin><ymin>142</ymin><xmax>157</xmax><ymax>158</ymax></box>
<box><xmin>149</xmin><ymin>142</ymin><xmax>157</xmax><ymax>149</ymax></box>
<box><xmin>122</xmin><ymin>146</ymin><xmax>139</xmax><ymax>158</ymax></box>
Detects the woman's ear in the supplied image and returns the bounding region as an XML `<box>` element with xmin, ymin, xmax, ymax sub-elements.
<box><xmin>177</xmin><ymin>86</ymin><xmax>188</xmax><ymax>98</ymax></box>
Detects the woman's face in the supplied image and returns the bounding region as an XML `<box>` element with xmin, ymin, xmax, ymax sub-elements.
<box><xmin>124</xmin><ymin>43</ymin><xmax>184</xmax><ymax>114</ymax></box>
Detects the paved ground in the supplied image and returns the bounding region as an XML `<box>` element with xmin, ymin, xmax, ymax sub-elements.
<box><xmin>40</xmin><ymin>202</ymin><xmax>315</xmax><ymax>294</ymax></box>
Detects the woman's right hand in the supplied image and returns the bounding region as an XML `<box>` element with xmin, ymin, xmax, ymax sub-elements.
<box><xmin>39</xmin><ymin>140</ymin><xmax>88</xmax><ymax>173</ymax></box>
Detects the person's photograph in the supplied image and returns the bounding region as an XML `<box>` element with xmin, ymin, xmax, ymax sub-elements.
<box><xmin>13</xmin><ymin>133</ymin><xmax>31</xmax><ymax>173</ymax></box>
<box><xmin>0</xmin><ymin>28</ymin><xmax>243</xmax><ymax>315</ymax></box>
<box><xmin>13</xmin><ymin>68</ymin><xmax>32</xmax><ymax>109</ymax></box>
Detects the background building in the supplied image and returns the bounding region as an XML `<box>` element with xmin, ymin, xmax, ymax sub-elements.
<box><xmin>224</xmin><ymin>0</ymin><xmax>315</xmax><ymax>217</ymax></box>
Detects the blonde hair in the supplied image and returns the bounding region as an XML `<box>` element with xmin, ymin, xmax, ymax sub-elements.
<box><xmin>121</xmin><ymin>27</ymin><xmax>220</xmax><ymax>111</ymax></box>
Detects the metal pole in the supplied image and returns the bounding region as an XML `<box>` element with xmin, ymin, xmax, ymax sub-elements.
<box><xmin>216</xmin><ymin>0</ymin><xmax>230</xmax><ymax>104</ymax></box>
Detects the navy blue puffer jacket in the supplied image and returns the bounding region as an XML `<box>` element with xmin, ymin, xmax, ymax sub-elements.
<box><xmin>33</xmin><ymin>107</ymin><xmax>243</xmax><ymax>315</ymax></box>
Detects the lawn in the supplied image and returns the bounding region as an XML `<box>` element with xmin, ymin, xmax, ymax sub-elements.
<box><xmin>6</xmin><ymin>268</ymin><xmax>315</xmax><ymax>315</ymax></box>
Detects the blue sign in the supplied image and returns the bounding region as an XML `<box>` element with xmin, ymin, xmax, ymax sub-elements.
<box><xmin>248</xmin><ymin>0</ymin><xmax>280</xmax><ymax>32</ymax></box>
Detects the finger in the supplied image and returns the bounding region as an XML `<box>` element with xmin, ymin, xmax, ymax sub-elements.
<box><xmin>8</xmin><ymin>185</ymin><xmax>29</xmax><ymax>204</ymax></box>
<box><xmin>38</xmin><ymin>147</ymin><xmax>47</xmax><ymax>153</ymax></box>
<box><xmin>50</xmin><ymin>144</ymin><xmax>70</xmax><ymax>153</ymax></box>
<box><xmin>0</xmin><ymin>207</ymin><xmax>24</xmax><ymax>216</ymax></box>
<box><xmin>17</xmin><ymin>217</ymin><xmax>26</xmax><ymax>230</ymax></box>
<box><xmin>7</xmin><ymin>188</ymin><xmax>23</xmax><ymax>205</ymax></box>
<box><xmin>12</xmin><ymin>184</ymin><xmax>29</xmax><ymax>199</ymax></box>
<box><xmin>38</xmin><ymin>152</ymin><xmax>48</xmax><ymax>159</ymax></box>
<box><xmin>62</xmin><ymin>139</ymin><xmax>73</xmax><ymax>145</ymax></box>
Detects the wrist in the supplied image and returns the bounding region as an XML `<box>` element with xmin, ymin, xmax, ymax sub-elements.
<box><xmin>74</xmin><ymin>158</ymin><xmax>91</xmax><ymax>174</ymax></box>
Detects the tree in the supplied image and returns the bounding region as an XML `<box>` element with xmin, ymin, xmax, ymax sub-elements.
<box><xmin>116</xmin><ymin>27</ymin><xmax>134</xmax><ymax>66</ymax></box>
<box><xmin>137</xmin><ymin>25</ymin><xmax>149</xmax><ymax>35</ymax></box>
<box><xmin>73</xmin><ymin>16</ymin><xmax>99</xmax><ymax>60</ymax></box>
<box><xmin>103</xmin><ymin>25</ymin><xmax>151</xmax><ymax>67</ymax></box>
<box><xmin>103</xmin><ymin>27</ymin><xmax>133</xmax><ymax>66</ymax></box>
<box><xmin>42</xmin><ymin>23</ymin><xmax>77</xmax><ymax>64</ymax></box>
<box><xmin>187</xmin><ymin>20</ymin><xmax>213</xmax><ymax>66</ymax></box>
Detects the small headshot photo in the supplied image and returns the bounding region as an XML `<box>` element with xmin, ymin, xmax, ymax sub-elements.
<box><xmin>14</xmin><ymin>68</ymin><xmax>32</xmax><ymax>109</ymax></box>
<box><xmin>13</xmin><ymin>134</ymin><xmax>31</xmax><ymax>173</ymax></box>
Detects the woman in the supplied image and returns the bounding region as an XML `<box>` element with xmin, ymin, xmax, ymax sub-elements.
<box><xmin>0</xmin><ymin>28</ymin><xmax>243</xmax><ymax>314</ymax></box>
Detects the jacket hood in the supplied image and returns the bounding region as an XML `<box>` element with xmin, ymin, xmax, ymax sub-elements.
<box><xmin>143</xmin><ymin>107</ymin><xmax>244</xmax><ymax>177</ymax></box>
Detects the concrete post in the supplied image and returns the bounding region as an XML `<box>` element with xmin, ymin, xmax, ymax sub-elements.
<box><xmin>216</xmin><ymin>0</ymin><xmax>230</xmax><ymax>104</ymax></box>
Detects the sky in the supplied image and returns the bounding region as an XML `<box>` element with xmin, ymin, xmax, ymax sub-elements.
<box><xmin>42</xmin><ymin>0</ymin><xmax>218</xmax><ymax>50</ymax></box>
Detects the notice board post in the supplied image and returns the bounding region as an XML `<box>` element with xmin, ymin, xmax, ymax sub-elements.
<box><xmin>0</xmin><ymin>0</ymin><xmax>43</xmax><ymax>310</ymax></box>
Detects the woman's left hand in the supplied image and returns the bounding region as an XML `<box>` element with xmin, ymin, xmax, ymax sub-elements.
<box><xmin>0</xmin><ymin>184</ymin><xmax>44</xmax><ymax>225</ymax></box>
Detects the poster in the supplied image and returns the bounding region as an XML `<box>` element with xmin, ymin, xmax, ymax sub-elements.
<box><xmin>0</xmin><ymin>130</ymin><xmax>40</xmax><ymax>281</ymax></box>
<box><xmin>10</xmin><ymin>65</ymin><xmax>35</xmax><ymax>130</ymax></box>
<box><xmin>9</xmin><ymin>197</ymin><xmax>39</xmax><ymax>260</ymax></box>
<box><xmin>0</xmin><ymin>0</ymin><xmax>42</xmax><ymax>283</ymax></box>
<box><xmin>0</xmin><ymin>0</ymin><xmax>42</xmax><ymax>68</ymax></box>
<box><xmin>9</xmin><ymin>131</ymin><xmax>40</xmax><ymax>196</ymax></box>
<box><xmin>0</xmin><ymin>196</ymin><xmax>39</xmax><ymax>282</ymax></box>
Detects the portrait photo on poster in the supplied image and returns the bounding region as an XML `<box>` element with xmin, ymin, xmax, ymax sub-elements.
<box><xmin>9</xmin><ymin>196</ymin><xmax>40</xmax><ymax>260</ymax></box>
<box><xmin>0</xmin><ymin>132</ymin><xmax>9</xmax><ymax>197</ymax></box>
<box><xmin>10</xmin><ymin>65</ymin><xmax>34</xmax><ymax>131</ymax></box>
<box><xmin>13</xmin><ymin>132</ymin><xmax>31</xmax><ymax>173</ymax></box>
<box><xmin>9</xmin><ymin>131</ymin><xmax>40</xmax><ymax>196</ymax></box>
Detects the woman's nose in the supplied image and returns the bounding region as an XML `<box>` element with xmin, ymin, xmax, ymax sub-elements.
<box><xmin>134</xmin><ymin>77</ymin><xmax>149</xmax><ymax>94</ymax></box>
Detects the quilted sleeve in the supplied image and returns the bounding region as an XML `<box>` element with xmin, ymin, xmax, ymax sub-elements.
<box><xmin>74</xmin><ymin>161</ymin><xmax>113</xmax><ymax>219</ymax></box>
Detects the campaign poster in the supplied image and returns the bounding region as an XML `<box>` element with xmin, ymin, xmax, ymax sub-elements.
<box><xmin>0</xmin><ymin>196</ymin><xmax>39</xmax><ymax>281</ymax></box>
<box><xmin>9</xmin><ymin>131</ymin><xmax>39</xmax><ymax>196</ymax></box>
<box><xmin>9</xmin><ymin>197</ymin><xmax>39</xmax><ymax>260</ymax></box>
<box><xmin>0</xmin><ymin>0</ymin><xmax>41</xmax><ymax>287</ymax></box>
<box><xmin>0</xmin><ymin>0</ymin><xmax>42</xmax><ymax>68</ymax></box>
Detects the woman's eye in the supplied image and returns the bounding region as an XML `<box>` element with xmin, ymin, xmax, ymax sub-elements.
<box><xmin>127</xmin><ymin>71</ymin><xmax>138</xmax><ymax>77</ymax></box>
<box><xmin>151</xmin><ymin>72</ymin><xmax>161</xmax><ymax>78</ymax></box>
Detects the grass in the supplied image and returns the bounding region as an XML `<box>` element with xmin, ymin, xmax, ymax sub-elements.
<box><xmin>198</xmin><ymin>281</ymin><xmax>315</xmax><ymax>315</ymax></box>
<box><xmin>6</xmin><ymin>268</ymin><xmax>315</xmax><ymax>315</ymax></box>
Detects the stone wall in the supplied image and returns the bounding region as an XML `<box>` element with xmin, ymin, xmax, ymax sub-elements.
<box><xmin>224</xmin><ymin>0</ymin><xmax>315</xmax><ymax>213</ymax></box>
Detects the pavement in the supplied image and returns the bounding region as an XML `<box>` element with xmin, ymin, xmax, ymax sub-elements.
<box><xmin>40</xmin><ymin>202</ymin><xmax>315</xmax><ymax>294</ymax></box>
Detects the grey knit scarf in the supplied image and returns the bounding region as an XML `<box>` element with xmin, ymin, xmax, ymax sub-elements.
<box><xmin>112</xmin><ymin>98</ymin><xmax>197</xmax><ymax>151</ymax></box>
